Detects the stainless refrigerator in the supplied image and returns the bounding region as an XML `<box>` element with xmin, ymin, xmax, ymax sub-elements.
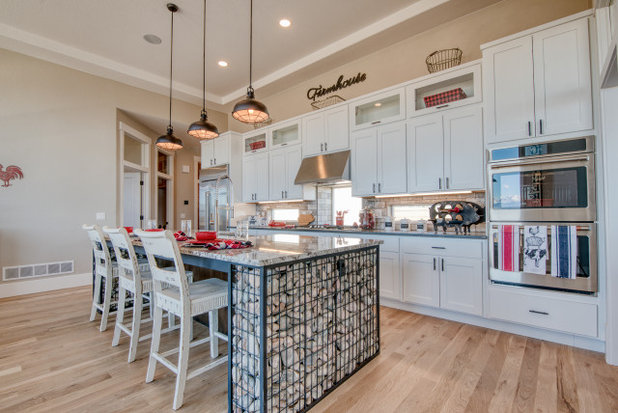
<box><xmin>198</xmin><ymin>165</ymin><xmax>233</xmax><ymax>231</ymax></box>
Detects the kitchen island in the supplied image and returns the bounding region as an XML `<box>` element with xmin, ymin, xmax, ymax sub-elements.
<box><xmin>104</xmin><ymin>233</ymin><xmax>381</xmax><ymax>412</ymax></box>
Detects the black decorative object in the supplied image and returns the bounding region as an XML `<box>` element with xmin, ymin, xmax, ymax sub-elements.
<box><xmin>425</xmin><ymin>48</ymin><xmax>463</xmax><ymax>73</ymax></box>
<box><xmin>306</xmin><ymin>73</ymin><xmax>367</xmax><ymax>102</ymax></box>
<box><xmin>429</xmin><ymin>201</ymin><xmax>485</xmax><ymax>234</ymax></box>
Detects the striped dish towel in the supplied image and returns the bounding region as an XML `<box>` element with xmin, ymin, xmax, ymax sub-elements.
<box><xmin>551</xmin><ymin>226</ymin><xmax>578</xmax><ymax>279</ymax></box>
<box><xmin>498</xmin><ymin>225</ymin><xmax>520</xmax><ymax>272</ymax></box>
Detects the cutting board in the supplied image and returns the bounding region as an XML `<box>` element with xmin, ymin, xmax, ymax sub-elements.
<box><xmin>298</xmin><ymin>214</ymin><xmax>315</xmax><ymax>227</ymax></box>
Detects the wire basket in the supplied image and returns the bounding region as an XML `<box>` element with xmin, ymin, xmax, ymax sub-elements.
<box><xmin>311</xmin><ymin>94</ymin><xmax>346</xmax><ymax>110</ymax></box>
<box><xmin>425</xmin><ymin>48</ymin><xmax>463</xmax><ymax>73</ymax></box>
<box><xmin>252</xmin><ymin>117</ymin><xmax>273</xmax><ymax>129</ymax></box>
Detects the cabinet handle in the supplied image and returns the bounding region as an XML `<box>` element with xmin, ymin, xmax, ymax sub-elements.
<box><xmin>528</xmin><ymin>121</ymin><xmax>532</xmax><ymax>137</ymax></box>
<box><xmin>320</xmin><ymin>143</ymin><xmax>324</xmax><ymax>152</ymax></box>
<box><xmin>529</xmin><ymin>309</ymin><xmax>549</xmax><ymax>316</ymax></box>
<box><xmin>372</xmin><ymin>183</ymin><xmax>376</xmax><ymax>193</ymax></box>
<box><xmin>281</xmin><ymin>190</ymin><xmax>284</xmax><ymax>198</ymax></box>
<box><xmin>435</xmin><ymin>104</ymin><xmax>449</xmax><ymax>109</ymax></box>
<box><xmin>438</xmin><ymin>178</ymin><xmax>442</xmax><ymax>189</ymax></box>
<box><xmin>371</xmin><ymin>120</ymin><xmax>381</xmax><ymax>125</ymax></box>
<box><xmin>214</xmin><ymin>158</ymin><xmax>216</xmax><ymax>164</ymax></box>
<box><xmin>431</xmin><ymin>246</ymin><xmax>446</xmax><ymax>250</ymax></box>
<box><xmin>539</xmin><ymin>119</ymin><xmax>543</xmax><ymax>135</ymax></box>
<box><xmin>378</xmin><ymin>183</ymin><xmax>381</xmax><ymax>193</ymax></box>
<box><xmin>433</xmin><ymin>257</ymin><xmax>436</xmax><ymax>271</ymax></box>
<box><xmin>285</xmin><ymin>190</ymin><xmax>288</xmax><ymax>198</ymax></box>
<box><xmin>324</xmin><ymin>142</ymin><xmax>328</xmax><ymax>151</ymax></box>
<box><xmin>441</xmin><ymin>258</ymin><xmax>445</xmax><ymax>272</ymax></box>
<box><xmin>446</xmin><ymin>177</ymin><xmax>449</xmax><ymax>189</ymax></box>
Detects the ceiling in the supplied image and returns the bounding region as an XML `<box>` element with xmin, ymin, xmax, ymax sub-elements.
<box><xmin>0</xmin><ymin>0</ymin><xmax>501</xmax><ymax>107</ymax></box>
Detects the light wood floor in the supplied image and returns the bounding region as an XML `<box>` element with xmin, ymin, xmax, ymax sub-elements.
<box><xmin>1</xmin><ymin>287</ymin><xmax>617</xmax><ymax>412</ymax></box>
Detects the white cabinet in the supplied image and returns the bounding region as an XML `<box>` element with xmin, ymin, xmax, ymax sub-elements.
<box><xmin>483</xmin><ymin>18</ymin><xmax>592</xmax><ymax>144</ymax></box>
<box><xmin>402</xmin><ymin>253</ymin><xmax>440</xmax><ymax>307</ymax></box>
<box><xmin>351</xmin><ymin>121</ymin><xmax>407</xmax><ymax>197</ymax></box>
<box><xmin>243</xmin><ymin>129</ymin><xmax>269</xmax><ymax>155</ymax></box>
<box><xmin>380</xmin><ymin>251</ymin><xmax>401</xmax><ymax>301</ymax></box>
<box><xmin>242</xmin><ymin>152</ymin><xmax>269</xmax><ymax>202</ymax></box>
<box><xmin>270</xmin><ymin>120</ymin><xmax>301</xmax><ymax>149</ymax></box>
<box><xmin>350</xmin><ymin>88</ymin><xmax>405</xmax><ymax>130</ymax></box>
<box><xmin>440</xmin><ymin>256</ymin><xmax>483</xmax><ymax>316</ymax></box>
<box><xmin>407</xmin><ymin>106</ymin><xmax>484</xmax><ymax>193</ymax></box>
<box><xmin>302</xmin><ymin>105</ymin><xmax>349</xmax><ymax>157</ymax></box>
<box><xmin>269</xmin><ymin>145</ymin><xmax>305</xmax><ymax>201</ymax></box>
<box><xmin>201</xmin><ymin>134</ymin><xmax>230</xmax><ymax>167</ymax></box>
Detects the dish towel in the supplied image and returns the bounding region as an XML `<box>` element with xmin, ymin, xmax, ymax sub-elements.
<box><xmin>498</xmin><ymin>225</ymin><xmax>520</xmax><ymax>272</ymax></box>
<box><xmin>551</xmin><ymin>225</ymin><xmax>578</xmax><ymax>279</ymax></box>
<box><xmin>523</xmin><ymin>225</ymin><xmax>548</xmax><ymax>275</ymax></box>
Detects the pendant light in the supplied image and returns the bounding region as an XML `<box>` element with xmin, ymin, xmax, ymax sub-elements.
<box><xmin>187</xmin><ymin>0</ymin><xmax>219</xmax><ymax>139</ymax></box>
<box><xmin>156</xmin><ymin>3</ymin><xmax>183</xmax><ymax>151</ymax></box>
<box><xmin>232</xmin><ymin>0</ymin><xmax>270</xmax><ymax>124</ymax></box>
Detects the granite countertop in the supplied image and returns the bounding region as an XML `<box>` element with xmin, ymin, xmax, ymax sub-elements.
<box><xmin>135</xmin><ymin>234</ymin><xmax>381</xmax><ymax>267</ymax></box>
<box><xmin>248</xmin><ymin>226</ymin><xmax>488</xmax><ymax>240</ymax></box>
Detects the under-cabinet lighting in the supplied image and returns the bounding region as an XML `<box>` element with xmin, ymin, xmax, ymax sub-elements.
<box><xmin>374</xmin><ymin>191</ymin><xmax>473</xmax><ymax>198</ymax></box>
<box><xmin>257</xmin><ymin>199</ymin><xmax>303</xmax><ymax>204</ymax></box>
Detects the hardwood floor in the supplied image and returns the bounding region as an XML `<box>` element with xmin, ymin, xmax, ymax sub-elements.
<box><xmin>1</xmin><ymin>287</ymin><xmax>617</xmax><ymax>412</ymax></box>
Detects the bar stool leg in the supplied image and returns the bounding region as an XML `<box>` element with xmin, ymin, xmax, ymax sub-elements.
<box><xmin>90</xmin><ymin>273</ymin><xmax>102</xmax><ymax>322</ymax></box>
<box><xmin>100</xmin><ymin>274</ymin><xmax>113</xmax><ymax>332</ymax></box>
<box><xmin>128</xmin><ymin>289</ymin><xmax>143</xmax><ymax>363</ymax></box>
<box><xmin>112</xmin><ymin>286</ymin><xmax>127</xmax><ymax>346</ymax></box>
<box><xmin>209</xmin><ymin>310</ymin><xmax>219</xmax><ymax>358</ymax></box>
<box><xmin>146</xmin><ymin>304</ymin><xmax>163</xmax><ymax>383</ymax></box>
<box><xmin>173</xmin><ymin>314</ymin><xmax>192</xmax><ymax>410</ymax></box>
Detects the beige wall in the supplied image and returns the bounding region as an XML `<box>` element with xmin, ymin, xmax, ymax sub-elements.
<box><xmin>0</xmin><ymin>48</ymin><xmax>226</xmax><ymax>278</ymax></box>
<box><xmin>228</xmin><ymin>0</ymin><xmax>591</xmax><ymax>131</ymax></box>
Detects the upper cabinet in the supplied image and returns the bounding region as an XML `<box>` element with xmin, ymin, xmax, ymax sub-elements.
<box><xmin>269</xmin><ymin>144</ymin><xmax>309</xmax><ymax>201</ymax></box>
<box><xmin>242</xmin><ymin>152</ymin><xmax>269</xmax><ymax>202</ymax></box>
<box><xmin>350</xmin><ymin>88</ymin><xmax>405</xmax><ymax>131</ymax></box>
<box><xmin>302</xmin><ymin>105</ymin><xmax>349</xmax><ymax>157</ymax></box>
<box><xmin>243</xmin><ymin>129</ymin><xmax>269</xmax><ymax>155</ymax></box>
<box><xmin>406</xmin><ymin>63</ymin><xmax>482</xmax><ymax>118</ymax></box>
<box><xmin>201</xmin><ymin>133</ymin><xmax>233</xmax><ymax>167</ymax></box>
<box><xmin>270</xmin><ymin>120</ymin><xmax>301</xmax><ymax>149</ymax></box>
<box><xmin>483</xmin><ymin>17</ymin><xmax>592</xmax><ymax>144</ymax></box>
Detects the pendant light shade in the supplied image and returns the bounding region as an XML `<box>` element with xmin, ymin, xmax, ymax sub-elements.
<box><xmin>156</xmin><ymin>3</ymin><xmax>183</xmax><ymax>151</ymax></box>
<box><xmin>232</xmin><ymin>0</ymin><xmax>269</xmax><ymax>124</ymax></box>
<box><xmin>188</xmin><ymin>0</ymin><xmax>219</xmax><ymax>140</ymax></box>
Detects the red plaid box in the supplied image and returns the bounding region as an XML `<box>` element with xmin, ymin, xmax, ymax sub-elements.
<box><xmin>249</xmin><ymin>140</ymin><xmax>266</xmax><ymax>150</ymax></box>
<box><xmin>423</xmin><ymin>88</ymin><xmax>467</xmax><ymax>108</ymax></box>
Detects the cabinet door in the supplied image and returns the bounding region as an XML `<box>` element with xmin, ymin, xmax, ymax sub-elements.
<box><xmin>254</xmin><ymin>152</ymin><xmax>270</xmax><ymax>202</ymax></box>
<box><xmin>351</xmin><ymin>128</ymin><xmax>378</xmax><ymax>196</ymax></box>
<box><xmin>324</xmin><ymin>105</ymin><xmax>349</xmax><ymax>152</ymax></box>
<box><xmin>302</xmin><ymin>112</ymin><xmax>325</xmax><ymax>157</ymax></box>
<box><xmin>213</xmin><ymin>135</ymin><xmax>229</xmax><ymax>166</ymax></box>
<box><xmin>269</xmin><ymin>149</ymin><xmax>286</xmax><ymax>201</ymax></box>
<box><xmin>533</xmin><ymin>18</ymin><xmax>593</xmax><ymax>136</ymax></box>
<box><xmin>407</xmin><ymin>114</ymin><xmax>444</xmax><ymax>193</ymax></box>
<box><xmin>377</xmin><ymin>122</ymin><xmax>407</xmax><ymax>195</ymax></box>
<box><xmin>380</xmin><ymin>251</ymin><xmax>400</xmax><ymax>300</ymax></box>
<box><xmin>242</xmin><ymin>156</ymin><xmax>257</xmax><ymax>202</ymax></box>
<box><xmin>443</xmin><ymin>106</ymin><xmax>484</xmax><ymax>191</ymax></box>
<box><xmin>201</xmin><ymin>140</ymin><xmax>214</xmax><ymax>167</ymax></box>
<box><xmin>285</xmin><ymin>145</ymin><xmax>304</xmax><ymax>200</ymax></box>
<box><xmin>401</xmin><ymin>253</ymin><xmax>439</xmax><ymax>307</ymax></box>
<box><xmin>440</xmin><ymin>257</ymin><xmax>483</xmax><ymax>316</ymax></box>
<box><xmin>483</xmin><ymin>36</ymin><xmax>535</xmax><ymax>143</ymax></box>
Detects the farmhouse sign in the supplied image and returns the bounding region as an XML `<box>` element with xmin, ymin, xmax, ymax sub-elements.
<box><xmin>306</xmin><ymin>72</ymin><xmax>367</xmax><ymax>101</ymax></box>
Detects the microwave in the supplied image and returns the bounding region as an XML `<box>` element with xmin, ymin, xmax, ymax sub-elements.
<box><xmin>488</xmin><ymin>136</ymin><xmax>596</xmax><ymax>223</ymax></box>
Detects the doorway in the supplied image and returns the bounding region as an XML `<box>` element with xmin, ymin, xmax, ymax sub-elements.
<box><xmin>156</xmin><ymin>148</ymin><xmax>174</xmax><ymax>229</ymax></box>
<box><xmin>119</xmin><ymin>122</ymin><xmax>151</xmax><ymax>228</ymax></box>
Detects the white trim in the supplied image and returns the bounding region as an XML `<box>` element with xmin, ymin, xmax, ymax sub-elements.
<box><xmin>0</xmin><ymin>273</ymin><xmax>91</xmax><ymax>298</ymax></box>
<box><xmin>480</xmin><ymin>9</ymin><xmax>594</xmax><ymax>50</ymax></box>
<box><xmin>118</xmin><ymin>122</ymin><xmax>151</xmax><ymax>228</ymax></box>
<box><xmin>380</xmin><ymin>297</ymin><xmax>605</xmax><ymax>353</ymax></box>
<box><xmin>155</xmin><ymin>148</ymin><xmax>175</xmax><ymax>230</ymax></box>
<box><xmin>193</xmin><ymin>155</ymin><xmax>201</xmax><ymax>229</ymax></box>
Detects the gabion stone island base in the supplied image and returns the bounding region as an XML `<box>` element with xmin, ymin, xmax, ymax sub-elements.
<box><xmin>230</xmin><ymin>247</ymin><xmax>380</xmax><ymax>412</ymax></box>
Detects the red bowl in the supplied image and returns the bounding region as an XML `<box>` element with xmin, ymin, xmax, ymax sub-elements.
<box><xmin>123</xmin><ymin>226</ymin><xmax>133</xmax><ymax>234</ymax></box>
<box><xmin>144</xmin><ymin>229</ymin><xmax>164</xmax><ymax>232</ymax></box>
<box><xmin>195</xmin><ymin>231</ymin><xmax>217</xmax><ymax>241</ymax></box>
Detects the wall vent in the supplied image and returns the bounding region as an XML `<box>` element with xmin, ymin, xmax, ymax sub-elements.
<box><xmin>2</xmin><ymin>260</ymin><xmax>74</xmax><ymax>281</ymax></box>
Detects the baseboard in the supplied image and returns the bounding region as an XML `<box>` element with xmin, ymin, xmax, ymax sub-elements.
<box><xmin>380</xmin><ymin>297</ymin><xmax>606</xmax><ymax>353</ymax></box>
<box><xmin>0</xmin><ymin>272</ymin><xmax>91</xmax><ymax>298</ymax></box>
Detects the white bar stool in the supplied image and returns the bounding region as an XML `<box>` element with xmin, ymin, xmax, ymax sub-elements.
<box><xmin>136</xmin><ymin>229</ymin><xmax>228</xmax><ymax>410</ymax></box>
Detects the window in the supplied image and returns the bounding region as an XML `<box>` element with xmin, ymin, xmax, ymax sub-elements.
<box><xmin>272</xmin><ymin>208</ymin><xmax>299</xmax><ymax>221</ymax></box>
<box><xmin>332</xmin><ymin>186</ymin><xmax>362</xmax><ymax>226</ymax></box>
<box><xmin>391</xmin><ymin>205</ymin><xmax>431</xmax><ymax>221</ymax></box>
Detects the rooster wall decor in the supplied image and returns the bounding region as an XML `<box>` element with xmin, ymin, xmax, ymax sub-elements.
<box><xmin>0</xmin><ymin>164</ymin><xmax>24</xmax><ymax>188</ymax></box>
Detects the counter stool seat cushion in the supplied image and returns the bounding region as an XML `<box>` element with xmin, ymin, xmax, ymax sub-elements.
<box><xmin>158</xmin><ymin>278</ymin><xmax>227</xmax><ymax>317</ymax></box>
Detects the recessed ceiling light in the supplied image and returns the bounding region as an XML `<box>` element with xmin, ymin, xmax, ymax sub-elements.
<box><xmin>218</xmin><ymin>60</ymin><xmax>229</xmax><ymax>67</ymax></box>
<box><xmin>374</xmin><ymin>102</ymin><xmax>382</xmax><ymax>107</ymax></box>
<box><xmin>279</xmin><ymin>19</ymin><xmax>291</xmax><ymax>28</ymax></box>
<box><xmin>143</xmin><ymin>34</ymin><xmax>162</xmax><ymax>44</ymax></box>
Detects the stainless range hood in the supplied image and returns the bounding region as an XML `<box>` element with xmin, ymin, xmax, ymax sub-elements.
<box><xmin>294</xmin><ymin>150</ymin><xmax>351</xmax><ymax>185</ymax></box>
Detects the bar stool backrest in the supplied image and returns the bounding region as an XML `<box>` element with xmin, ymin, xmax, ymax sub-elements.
<box><xmin>104</xmin><ymin>227</ymin><xmax>141</xmax><ymax>286</ymax></box>
<box><xmin>82</xmin><ymin>224</ymin><xmax>112</xmax><ymax>278</ymax></box>
<box><xmin>134</xmin><ymin>230</ymin><xmax>189</xmax><ymax>301</ymax></box>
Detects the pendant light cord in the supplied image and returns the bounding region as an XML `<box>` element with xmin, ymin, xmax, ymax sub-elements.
<box><xmin>202</xmin><ymin>0</ymin><xmax>206</xmax><ymax>113</ymax></box>
<box><xmin>248</xmin><ymin>0</ymin><xmax>253</xmax><ymax>92</ymax></box>
<box><xmin>168</xmin><ymin>7</ymin><xmax>174</xmax><ymax>131</ymax></box>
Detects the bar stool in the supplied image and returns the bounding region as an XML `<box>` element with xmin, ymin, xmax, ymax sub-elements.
<box><xmin>135</xmin><ymin>229</ymin><xmax>228</xmax><ymax>410</ymax></box>
<box><xmin>103</xmin><ymin>226</ymin><xmax>155</xmax><ymax>363</ymax></box>
<box><xmin>83</xmin><ymin>224</ymin><xmax>118</xmax><ymax>332</ymax></box>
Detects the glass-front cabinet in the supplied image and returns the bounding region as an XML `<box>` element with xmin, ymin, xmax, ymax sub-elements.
<box><xmin>244</xmin><ymin>129</ymin><xmax>268</xmax><ymax>155</ymax></box>
<box><xmin>270</xmin><ymin>120</ymin><xmax>301</xmax><ymax>149</ymax></box>
<box><xmin>406</xmin><ymin>63</ymin><xmax>481</xmax><ymax>118</ymax></box>
<box><xmin>350</xmin><ymin>88</ymin><xmax>405</xmax><ymax>130</ymax></box>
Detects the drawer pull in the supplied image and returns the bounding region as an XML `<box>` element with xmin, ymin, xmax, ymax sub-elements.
<box><xmin>529</xmin><ymin>309</ymin><xmax>549</xmax><ymax>316</ymax></box>
<box><xmin>431</xmin><ymin>246</ymin><xmax>446</xmax><ymax>250</ymax></box>
<box><xmin>436</xmin><ymin>104</ymin><xmax>450</xmax><ymax>109</ymax></box>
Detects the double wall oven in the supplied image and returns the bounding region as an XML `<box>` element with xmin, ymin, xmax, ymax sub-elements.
<box><xmin>488</xmin><ymin>136</ymin><xmax>597</xmax><ymax>293</ymax></box>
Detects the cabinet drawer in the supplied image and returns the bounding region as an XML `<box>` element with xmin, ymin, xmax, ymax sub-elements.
<box><xmin>368</xmin><ymin>235</ymin><xmax>399</xmax><ymax>253</ymax></box>
<box><xmin>400</xmin><ymin>237</ymin><xmax>483</xmax><ymax>258</ymax></box>
<box><xmin>488</xmin><ymin>286</ymin><xmax>598</xmax><ymax>337</ymax></box>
